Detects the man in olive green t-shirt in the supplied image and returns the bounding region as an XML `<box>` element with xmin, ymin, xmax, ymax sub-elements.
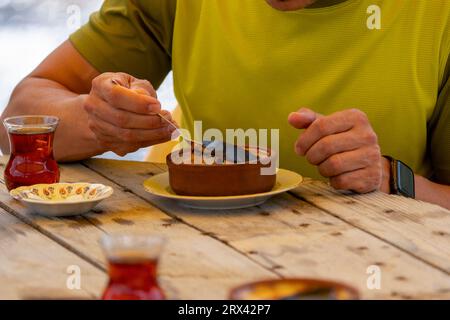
<box><xmin>1</xmin><ymin>0</ymin><xmax>449</xmax><ymax>209</ymax></box>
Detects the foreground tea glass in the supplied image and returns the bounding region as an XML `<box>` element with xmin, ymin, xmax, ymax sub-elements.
<box><xmin>100</xmin><ymin>234</ymin><xmax>166</xmax><ymax>300</ymax></box>
<box><xmin>3</xmin><ymin>116</ymin><xmax>60</xmax><ymax>191</ymax></box>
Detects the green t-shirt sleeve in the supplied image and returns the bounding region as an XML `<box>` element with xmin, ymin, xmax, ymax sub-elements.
<box><xmin>69</xmin><ymin>0</ymin><xmax>176</xmax><ymax>89</ymax></box>
<box><xmin>429</xmin><ymin>54</ymin><xmax>450</xmax><ymax>185</ymax></box>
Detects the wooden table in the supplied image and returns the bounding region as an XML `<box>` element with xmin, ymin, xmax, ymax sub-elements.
<box><xmin>0</xmin><ymin>157</ymin><xmax>449</xmax><ymax>300</ymax></box>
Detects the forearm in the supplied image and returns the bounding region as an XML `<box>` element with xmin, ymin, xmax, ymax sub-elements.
<box><xmin>380</xmin><ymin>157</ymin><xmax>450</xmax><ymax>210</ymax></box>
<box><xmin>0</xmin><ymin>77</ymin><xmax>105</xmax><ymax>162</ymax></box>
<box><xmin>415</xmin><ymin>175</ymin><xmax>450</xmax><ymax>210</ymax></box>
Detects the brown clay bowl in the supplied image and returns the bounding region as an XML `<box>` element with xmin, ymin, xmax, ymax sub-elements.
<box><xmin>229</xmin><ymin>278</ymin><xmax>360</xmax><ymax>300</ymax></box>
<box><xmin>166</xmin><ymin>146</ymin><xmax>276</xmax><ymax>197</ymax></box>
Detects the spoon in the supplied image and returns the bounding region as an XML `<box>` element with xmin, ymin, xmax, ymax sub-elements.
<box><xmin>111</xmin><ymin>78</ymin><xmax>204</xmax><ymax>148</ymax></box>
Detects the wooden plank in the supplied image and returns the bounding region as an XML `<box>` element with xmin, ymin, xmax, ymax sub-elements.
<box><xmin>84</xmin><ymin>159</ymin><xmax>450</xmax><ymax>299</ymax></box>
<box><xmin>0</xmin><ymin>158</ymin><xmax>275</xmax><ymax>300</ymax></box>
<box><xmin>0</xmin><ymin>209</ymin><xmax>105</xmax><ymax>299</ymax></box>
<box><xmin>291</xmin><ymin>180</ymin><xmax>450</xmax><ymax>274</ymax></box>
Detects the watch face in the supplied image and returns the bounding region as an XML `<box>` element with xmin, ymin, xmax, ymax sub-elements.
<box><xmin>396</xmin><ymin>161</ymin><xmax>415</xmax><ymax>198</ymax></box>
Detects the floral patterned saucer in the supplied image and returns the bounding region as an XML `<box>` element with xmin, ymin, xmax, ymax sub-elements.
<box><xmin>10</xmin><ymin>183</ymin><xmax>113</xmax><ymax>217</ymax></box>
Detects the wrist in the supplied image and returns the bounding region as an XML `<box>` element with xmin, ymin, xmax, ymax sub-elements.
<box><xmin>380</xmin><ymin>156</ymin><xmax>391</xmax><ymax>193</ymax></box>
<box><xmin>381</xmin><ymin>155</ymin><xmax>416</xmax><ymax>198</ymax></box>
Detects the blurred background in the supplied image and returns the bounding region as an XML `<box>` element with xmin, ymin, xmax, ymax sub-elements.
<box><xmin>0</xmin><ymin>0</ymin><xmax>176</xmax><ymax>160</ymax></box>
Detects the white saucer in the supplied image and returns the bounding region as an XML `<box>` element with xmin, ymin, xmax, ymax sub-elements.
<box><xmin>10</xmin><ymin>183</ymin><xmax>113</xmax><ymax>217</ymax></box>
<box><xmin>143</xmin><ymin>169</ymin><xmax>302</xmax><ymax>210</ymax></box>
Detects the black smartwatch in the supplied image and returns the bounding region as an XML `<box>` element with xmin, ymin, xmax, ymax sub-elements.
<box><xmin>383</xmin><ymin>156</ymin><xmax>415</xmax><ymax>198</ymax></box>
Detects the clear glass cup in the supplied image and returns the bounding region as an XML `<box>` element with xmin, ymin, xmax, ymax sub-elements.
<box><xmin>100</xmin><ymin>234</ymin><xmax>166</xmax><ymax>300</ymax></box>
<box><xmin>3</xmin><ymin>115</ymin><xmax>60</xmax><ymax>191</ymax></box>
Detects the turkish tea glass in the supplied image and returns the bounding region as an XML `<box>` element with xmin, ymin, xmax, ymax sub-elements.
<box><xmin>3</xmin><ymin>116</ymin><xmax>60</xmax><ymax>191</ymax></box>
<box><xmin>100</xmin><ymin>234</ymin><xmax>166</xmax><ymax>300</ymax></box>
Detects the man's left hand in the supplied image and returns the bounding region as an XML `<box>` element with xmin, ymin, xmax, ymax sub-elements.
<box><xmin>288</xmin><ymin>108</ymin><xmax>390</xmax><ymax>194</ymax></box>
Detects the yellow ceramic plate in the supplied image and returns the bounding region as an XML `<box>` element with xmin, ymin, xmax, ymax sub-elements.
<box><xmin>143</xmin><ymin>169</ymin><xmax>302</xmax><ymax>210</ymax></box>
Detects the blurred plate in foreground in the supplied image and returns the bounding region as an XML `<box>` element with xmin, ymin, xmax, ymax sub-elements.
<box><xmin>230</xmin><ymin>278</ymin><xmax>360</xmax><ymax>300</ymax></box>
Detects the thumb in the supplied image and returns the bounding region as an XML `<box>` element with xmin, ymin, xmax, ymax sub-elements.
<box><xmin>110</xmin><ymin>74</ymin><xmax>157</xmax><ymax>98</ymax></box>
<box><xmin>288</xmin><ymin>108</ymin><xmax>321</xmax><ymax>129</ymax></box>
<box><xmin>130</xmin><ymin>79</ymin><xmax>158</xmax><ymax>99</ymax></box>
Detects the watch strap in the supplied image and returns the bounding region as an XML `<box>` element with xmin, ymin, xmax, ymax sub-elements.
<box><xmin>383</xmin><ymin>155</ymin><xmax>397</xmax><ymax>195</ymax></box>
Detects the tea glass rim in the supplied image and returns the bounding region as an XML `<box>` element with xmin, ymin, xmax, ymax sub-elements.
<box><xmin>3</xmin><ymin>115</ymin><xmax>59</xmax><ymax>132</ymax></box>
<box><xmin>100</xmin><ymin>233</ymin><xmax>166</xmax><ymax>261</ymax></box>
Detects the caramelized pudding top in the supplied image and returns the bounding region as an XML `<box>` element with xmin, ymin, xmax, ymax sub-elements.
<box><xmin>172</xmin><ymin>141</ymin><xmax>271</xmax><ymax>165</ymax></box>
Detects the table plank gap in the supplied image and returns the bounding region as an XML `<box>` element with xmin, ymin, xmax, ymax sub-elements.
<box><xmin>292</xmin><ymin>180</ymin><xmax>450</xmax><ymax>274</ymax></box>
<box><xmin>0</xmin><ymin>208</ymin><xmax>106</xmax><ymax>299</ymax></box>
<box><xmin>288</xmin><ymin>191</ymin><xmax>450</xmax><ymax>276</ymax></box>
<box><xmin>0</xmin><ymin>200</ymin><xmax>106</xmax><ymax>272</ymax></box>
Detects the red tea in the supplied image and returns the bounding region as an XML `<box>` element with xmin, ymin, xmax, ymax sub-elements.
<box><xmin>4</xmin><ymin>126</ymin><xmax>59</xmax><ymax>190</ymax></box>
<box><xmin>102</xmin><ymin>257</ymin><xmax>165</xmax><ymax>300</ymax></box>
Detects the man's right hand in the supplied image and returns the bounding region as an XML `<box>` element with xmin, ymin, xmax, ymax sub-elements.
<box><xmin>84</xmin><ymin>72</ymin><xmax>177</xmax><ymax>156</ymax></box>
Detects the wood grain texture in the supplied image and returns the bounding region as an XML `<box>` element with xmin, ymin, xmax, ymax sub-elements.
<box><xmin>0</xmin><ymin>209</ymin><xmax>105</xmax><ymax>299</ymax></box>
<box><xmin>84</xmin><ymin>159</ymin><xmax>450</xmax><ymax>299</ymax></box>
<box><xmin>0</xmin><ymin>158</ymin><xmax>275</xmax><ymax>300</ymax></box>
<box><xmin>292</xmin><ymin>180</ymin><xmax>450</xmax><ymax>274</ymax></box>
